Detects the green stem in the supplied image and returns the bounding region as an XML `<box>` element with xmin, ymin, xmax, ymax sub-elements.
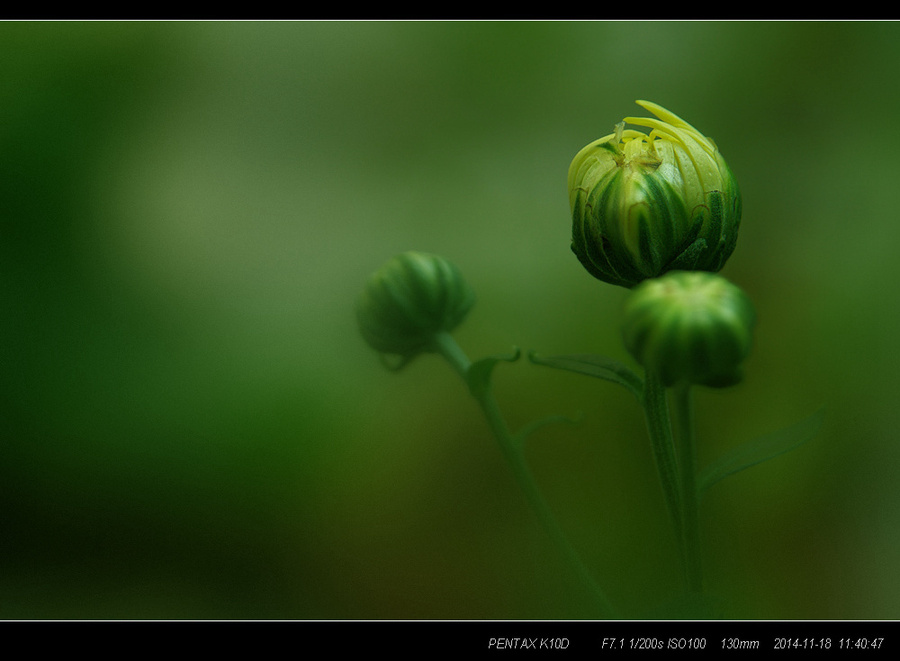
<box><xmin>430</xmin><ymin>332</ymin><xmax>617</xmax><ymax>618</ymax></box>
<box><xmin>640</xmin><ymin>370</ymin><xmax>686</xmax><ymax>581</ymax></box>
<box><xmin>673</xmin><ymin>382</ymin><xmax>702</xmax><ymax>594</ymax></box>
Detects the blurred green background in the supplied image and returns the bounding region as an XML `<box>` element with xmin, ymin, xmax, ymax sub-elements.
<box><xmin>1</xmin><ymin>20</ymin><xmax>898</xmax><ymax>620</ymax></box>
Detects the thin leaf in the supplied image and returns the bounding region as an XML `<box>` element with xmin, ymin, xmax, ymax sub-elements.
<box><xmin>465</xmin><ymin>347</ymin><xmax>521</xmax><ymax>400</ymax></box>
<box><xmin>528</xmin><ymin>351</ymin><xmax>643</xmax><ymax>400</ymax></box>
<box><xmin>513</xmin><ymin>412</ymin><xmax>584</xmax><ymax>449</ymax></box>
<box><xmin>698</xmin><ymin>407</ymin><xmax>825</xmax><ymax>498</ymax></box>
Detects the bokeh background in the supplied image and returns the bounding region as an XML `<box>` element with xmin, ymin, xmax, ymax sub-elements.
<box><xmin>1</xmin><ymin>20</ymin><xmax>898</xmax><ymax>620</ymax></box>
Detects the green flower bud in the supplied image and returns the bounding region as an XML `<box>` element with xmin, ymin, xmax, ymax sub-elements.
<box><xmin>569</xmin><ymin>100</ymin><xmax>742</xmax><ymax>288</ymax></box>
<box><xmin>622</xmin><ymin>271</ymin><xmax>755</xmax><ymax>388</ymax></box>
<box><xmin>356</xmin><ymin>251</ymin><xmax>476</xmax><ymax>363</ymax></box>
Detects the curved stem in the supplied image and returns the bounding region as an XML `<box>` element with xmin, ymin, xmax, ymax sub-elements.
<box><xmin>431</xmin><ymin>329</ymin><xmax>473</xmax><ymax>376</ymax></box>
<box><xmin>640</xmin><ymin>370</ymin><xmax>686</xmax><ymax>581</ymax></box>
<box><xmin>673</xmin><ymin>382</ymin><xmax>702</xmax><ymax>594</ymax></box>
<box><xmin>430</xmin><ymin>332</ymin><xmax>618</xmax><ymax>618</ymax></box>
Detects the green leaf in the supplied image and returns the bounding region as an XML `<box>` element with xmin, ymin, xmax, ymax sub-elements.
<box><xmin>465</xmin><ymin>347</ymin><xmax>521</xmax><ymax>400</ymax></box>
<box><xmin>512</xmin><ymin>412</ymin><xmax>583</xmax><ymax>449</ymax></box>
<box><xmin>697</xmin><ymin>407</ymin><xmax>825</xmax><ymax>498</ymax></box>
<box><xmin>528</xmin><ymin>352</ymin><xmax>643</xmax><ymax>400</ymax></box>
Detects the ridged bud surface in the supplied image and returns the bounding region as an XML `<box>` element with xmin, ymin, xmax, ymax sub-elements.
<box><xmin>356</xmin><ymin>251</ymin><xmax>476</xmax><ymax>359</ymax></box>
<box><xmin>569</xmin><ymin>100</ymin><xmax>741</xmax><ymax>288</ymax></box>
<box><xmin>622</xmin><ymin>271</ymin><xmax>755</xmax><ymax>388</ymax></box>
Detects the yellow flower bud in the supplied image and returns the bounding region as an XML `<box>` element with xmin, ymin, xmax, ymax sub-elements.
<box><xmin>569</xmin><ymin>101</ymin><xmax>742</xmax><ymax>288</ymax></box>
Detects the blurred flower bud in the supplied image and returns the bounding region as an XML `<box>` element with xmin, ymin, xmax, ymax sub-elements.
<box><xmin>356</xmin><ymin>251</ymin><xmax>476</xmax><ymax>362</ymax></box>
<box><xmin>569</xmin><ymin>100</ymin><xmax>742</xmax><ymax>288</ymax></box>
<box><xmin>622</xmin><ymin>271</ymin><xmax>755</xmax><ymax>388</ymax></box>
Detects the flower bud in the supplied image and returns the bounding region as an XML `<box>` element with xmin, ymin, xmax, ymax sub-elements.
<box><xmin>622</xmin><ymin>271</ymin><xmax>755</xmax><ymax>388</ymax></box>
<box><xmin>569</xmin><ymin>100</ymin><xmax>741</xmax><ymax>288</ymax></box>
<box><xmin>356</xmin><ymin>251</ymin><xmax>476</xmax><ymax>361</ymax></box>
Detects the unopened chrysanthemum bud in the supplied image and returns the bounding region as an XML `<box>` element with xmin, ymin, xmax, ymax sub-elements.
<box><xmin>569</xmin><ymin>100</ymin><xmax>742</xmax><ymax>288</ymax></box>
<box><xmin>622</xmin><ymin>271</ymin><xmax>755</xmax><ymax>388</ymax></box>
<box><xmin>356</xmin><ymin>251</ymin><xmax>476</xmax><ymax>362</ymax></box>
